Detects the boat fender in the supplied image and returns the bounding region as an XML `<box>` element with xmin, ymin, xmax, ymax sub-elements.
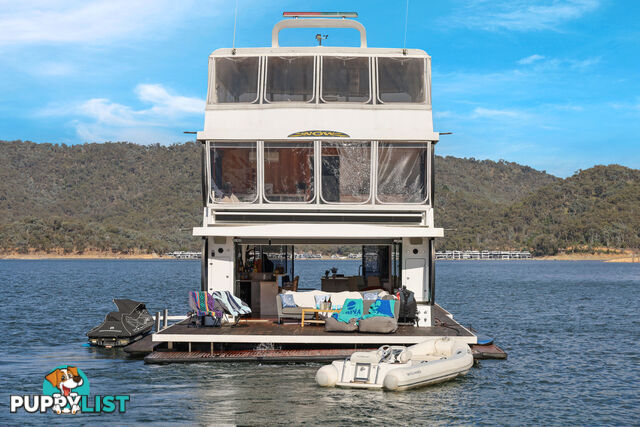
<box><xmin>316</xmin><ymin>364</ymin><xmax>338</xmax><ymax>387</ymax></box>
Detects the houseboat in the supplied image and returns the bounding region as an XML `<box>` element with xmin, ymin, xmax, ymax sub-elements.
<box><xmin>146</xmin><ymin>12</ymin><xmax>503</xmax><ymax>363</ymax></box>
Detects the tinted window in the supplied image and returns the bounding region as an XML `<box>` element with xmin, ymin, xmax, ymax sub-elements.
<box><xmin>265</xmin><ymin>57</ymin><xmax>314</xmax><ymax>102</ymax></box>
<box><xmin>210</xmin><ymin>143</ymin><xmax>258</xmax><ymax>202</ymax></box>
<box><xmin>321</xmin><ymin>57</ymin><xmax>370</xmax><ymax>102</ymax></box>
<box><xmin>214</xmin><ymin>57</ymin><xmax>259</xmax><ymax>103</ymax></box>
<box><xmin>264</xmin><ymin>142</ymin><xmax>315</xmax><ymax>202</ymax></box>
<box><xmin>321</xmin><ymin>141</ymin><xmax>371</xmax><ymax>203</ymax></box>
<box><xmin>377</xmin><ymin>143</ymin><xmax>428</xmax><ymax>203</ymax></box>
<box><xmin>377</xmin><ymin>57</ymin><xmax>426</xmax><ymax>103</ymax></box>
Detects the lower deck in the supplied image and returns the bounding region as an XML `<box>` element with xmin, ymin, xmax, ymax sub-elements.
<box><xmin>138</xmin><ymin>304</ymin><xmax>509</xmax><ymax>363</ymax></box>
<box><xmin>152</xmin><ymin>304</ymin><xmax>476</xmax><ymax>346</ymax></box>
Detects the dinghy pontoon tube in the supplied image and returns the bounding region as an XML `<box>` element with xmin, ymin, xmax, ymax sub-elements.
<box><xmin>316</xmin><ymin>337</ymin><xmax>474</xmax><ymax>390</ymax></box>
<box><xmin>87</xmin><ymin>299</ymin><xmax>155</xmax><ymax>347</ymax></box>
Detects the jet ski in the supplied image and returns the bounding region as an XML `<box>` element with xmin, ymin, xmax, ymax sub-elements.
<box><xmin>87</xmin><ymin>299</ymin><xmax>154</xmax><ymax>347</ymax></box>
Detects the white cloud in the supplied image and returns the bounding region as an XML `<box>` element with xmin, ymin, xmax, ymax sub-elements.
<box><xmin>451</xmin><ymin>0</ymin><xmax>600</xmax><ymax>32</ymax></box>
<box><xmin>471</xmin><ymin>107</ymin><xmax>525</xmax><ymax>119</ymax></box>
<box><xmin>569</xmin><ymin>56</ymin><xmax>601</xmax><ymax>69</ymax></box>
<box><xmin>518</xmin><ymin>54</ymin><xmax>545</xmax><ymax>65</ymax></box>
<box><xmin>434</xmin><ymin>110</ymin><xmax>455</xmax><ymax>119</ymax></box>
<box><xmin>27</xmin><ymin>62</ymin><xmax>76</xmax><ymax>77</ymax></box>
<box><xmin>0</xmin><ymin>0</ymin><xmax>204</xmax><ymax>46</ymax></box>
<box><xmin>135</xmin><ymin>84</ymin><xmax>203</xmax><ymax>116</ymax></box>
<box><xmin>40</xmin><ymin>83</ymin><xmax>204</xmax><ymax>143</ymax></box>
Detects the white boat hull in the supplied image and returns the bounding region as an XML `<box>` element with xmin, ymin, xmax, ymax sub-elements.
<box><xmin>316</xmin><ymin>337</ymin><xmax>474</xmax><ymax>391</ymax></box>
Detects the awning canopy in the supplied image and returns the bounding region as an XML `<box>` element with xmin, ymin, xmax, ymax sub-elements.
<box><xmin>193</xmin><ymin>223</ymin><xmax>444</xmax><ymax>239</ymax></box>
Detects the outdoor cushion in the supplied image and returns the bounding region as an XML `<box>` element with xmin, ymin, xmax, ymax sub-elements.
<box><xmin>288</xmin><ymin>290</ymin><xmax>328</xmax><ymax>308</ymax></box>
<box><xmin>281</xmin><ymin>293</ymin><xmax>297</xmax><ymax>308</ymax></box>
<box><xmin>281</xmin><ymin>307</ymin><xmax>302</xmax><ymax>315</ymax></box>
<box><xmin>336</xmin><ymin>298</ymin><xmax>363</xmax><ymax>323</ymax></box>
<box><xmin>362</xmin><ymin>291</ymin><xmax>379</xmax><ymax>301</ymax></box>
<box><xmin>325</xmin><ymin>316</ymin><xmax>358</xmax><ymax>332</ymax></box>
<box><xmin>358</xmin><ymin>316</ymin><xmax>398</xmax><ymax>333</ymax></box>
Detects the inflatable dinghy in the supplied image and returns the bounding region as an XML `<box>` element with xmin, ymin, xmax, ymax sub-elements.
<box><xmin>316</xmin><ymin>337</ymin><xmax>473</xmax><ymax>391</ymax></box>
<box><xmin>87</xmin><ymin>299</ymin><xmax>154</xmax><ymax>347</ymax></box>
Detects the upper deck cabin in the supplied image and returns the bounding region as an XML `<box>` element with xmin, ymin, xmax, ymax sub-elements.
<box><xmin>196</xmin><ymin>16</ymin><xmax>440</xmax><ymax>230</ymax></box>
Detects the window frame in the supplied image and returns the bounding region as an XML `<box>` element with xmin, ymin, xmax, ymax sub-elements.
<box><xmin>209</xmin><ymin>141</ymin><xmax>260</xmax><ymax>204</ymax></box>
<box><xmin>263</xmin><ymin>55</ymin><xmax>317</xmax><ymax>104</ymax></box>
<box><xmin>210</xmin><ymin>56</ymin><xmax>262</xmax><ymax>105</ymax></box>
<box><xmin>262</xmin><ymin>140</ymin><xmax>317</xmax><ymax>204</ymax></box>
<box><xmin>374</xmin><ymin>141</ymin><xmax>431</xmax><ymax>205</ymax></box>
<box><xmin>319</xmin><ymin>56</ymin><xmax>373</xmax><ymax>104</ymax></box>
<box><xmin>375</xmin><ymin>57</ymin><xmax>428</xmax><ymax>105</ymax></box>
<box><xmin>318</xmin><ymin>140</ymin><xmax>373</xmax><ymax>204</ymax></box>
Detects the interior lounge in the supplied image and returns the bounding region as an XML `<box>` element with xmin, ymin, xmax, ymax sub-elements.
<box><xmin>233</xmin><ymin>243</ymin><xmax>402</xmax><ymax>319</ymax></box>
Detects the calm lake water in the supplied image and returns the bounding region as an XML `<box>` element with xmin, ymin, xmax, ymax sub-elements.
<box><xmin>0</xmin><ymin>259</ymin><xmax>638</xmax><ymax>425</ymax></box>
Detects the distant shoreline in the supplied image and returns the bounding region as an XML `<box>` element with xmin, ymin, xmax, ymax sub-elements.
<box><xmin>0</xmin><ymin>251</ymin><xmax>167</xmax><ymax>260</ymax></box>
<box><xmin>1</xmin><ymin>251</ymin><xmax>638</xmax><ymax>263</ymax></box>
<box><xmin>539</xmin><ymin>253</ymin><xmax>639</xmax><ymax>263</ymax></box>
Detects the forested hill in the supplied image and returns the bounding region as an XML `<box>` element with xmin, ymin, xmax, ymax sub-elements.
<box><xmin>1</xmin><ymin>140</ymin><xmax>637</xmax><ymax>255</ymax></box>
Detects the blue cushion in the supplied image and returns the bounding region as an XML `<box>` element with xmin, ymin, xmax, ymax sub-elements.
<box><xmin>281</xmin><ymin>293</ymin><xmax>297</xmax><ymax>308</ymax></box>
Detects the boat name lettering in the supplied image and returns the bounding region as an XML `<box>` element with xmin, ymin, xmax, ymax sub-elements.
<box><xmin>288</xmin><ymin>130</ymin><xmax>349</xmax><ymax>138</ymax></box>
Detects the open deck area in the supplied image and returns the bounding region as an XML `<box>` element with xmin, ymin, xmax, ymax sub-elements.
<box><xmin>151</xmin><ymin>305</ymin><xmax>475</xmax><ymax>346</ymax></box>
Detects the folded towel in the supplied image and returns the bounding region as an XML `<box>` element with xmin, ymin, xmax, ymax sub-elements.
<box><xmin>212</xmin><ymin>291</ymin><xmax>251</xmax><ymax>316</ymax></box>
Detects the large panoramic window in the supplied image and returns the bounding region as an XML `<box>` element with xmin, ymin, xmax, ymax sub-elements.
<box><xmin>265</xmin><ymin>56</ymin><xmax>315</xmax><ymax>102</ymax></box>
<box><xmin>321</xmin><ymin>57</ymin><xmax>370</xmax><ymax>103</ymax></box>
<box><xmin>376</xmin><ymin>143</ymin><xmax>429</xmax><ymax>204</ymax></box>
<box><xmin>210</xmin><ymin>143</ymin><xmax>258</xmax><ymax>203</ymax></box>
<box><xmin>213</xmin><ymin>57</ymin><xmax>260</xmax><ymax>103</ymax></box>
<box><xmin>377</xmin><ymin>57</ymin><xmax>426</xmax><ymax>103</ymax></box>
<box><xmin>321</xmin><ymin>141</ymin><xmax>371</xmax><ymax>203</ymax></box>
<box><xmin>264</xmin><ymin>142</ymin><xmax>315</xmax><ymax>202</ymax></box>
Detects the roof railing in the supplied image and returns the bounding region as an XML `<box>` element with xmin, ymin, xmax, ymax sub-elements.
<box><xmin>272</xmin><ymin>12</ymin><xmax>367</xmax><ymax>48</ymax></box>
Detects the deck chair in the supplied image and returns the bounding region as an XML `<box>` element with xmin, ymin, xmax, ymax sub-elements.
<box><xmin>211</xmin><ymin>291</ymin><xmax>251</xmax><ymax>326</ymax></box>
<box><xmin>188</xmin><ymin>291</ymin><xmax>223</xmax><ymax>327</ymax></box>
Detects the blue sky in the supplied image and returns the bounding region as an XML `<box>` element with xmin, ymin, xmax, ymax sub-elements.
<box><xmin>0</xmin><ymin>0</ymin><xmax>638</xmax><ymax>177</ymax></box>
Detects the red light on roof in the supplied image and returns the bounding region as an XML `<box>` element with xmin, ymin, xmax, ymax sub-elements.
<box><xmin>282</xmin><ymin>12</ymin><xmax>358</xmax><ymax>18</ymax></box>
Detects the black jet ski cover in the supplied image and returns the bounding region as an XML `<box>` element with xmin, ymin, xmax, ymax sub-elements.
<box><xmin>87</xmin><ymin>299</ymin><xmax>154</xmax><ymax>338</ymax></box>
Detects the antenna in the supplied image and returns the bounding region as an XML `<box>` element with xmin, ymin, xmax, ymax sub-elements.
<box><xmin>315</xmin><ymin>34</ymin><xmax>328</xmax><ymax>46</ymax></box>
<box><xmin>232</xmin><ymin>0</ymin><xmax>239</xmax><ymax>54</ymax></box>
<box><xmin>403</xmin><ymin>0</ymin><xmax>409</xmax><ymax>53</ymax></box>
